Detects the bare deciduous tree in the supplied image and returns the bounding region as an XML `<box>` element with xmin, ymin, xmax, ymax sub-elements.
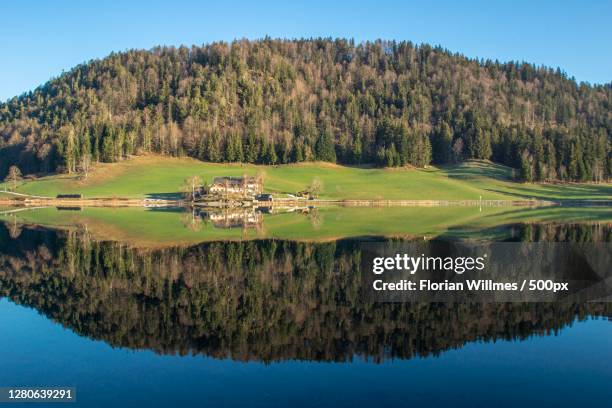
<box><xmin>307</xmin><ymin>177</ymin><xmax>323</xmax><ymax>198</ymax></box>
<box><xmin>241</xmin><ymin>173</ymin><xmax>249</xmax><ymax>196</ymax></box>
<box><xmin>181</xmin><ymin>176</ymin><xmax>202</xmax><ymax>201</ymax></box>
<box><xmin>255</xmin><ymin>170</ymin><xmax>265</xmax><ymax>188</ymax></box>
<box><xmin>79</xmin><ymin>153</ymin><xmax>92</xmax><ymax>179</ymax></box>
<box><xmin>5</xmin><ymin>165</ymin><xmax>22</xmax><ymax>191</ymax></box>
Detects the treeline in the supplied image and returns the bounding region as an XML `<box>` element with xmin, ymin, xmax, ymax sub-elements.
<box><xmin>0</xmin><ymin>38</ymin><xmax>610</xmax><ymax>181</ymax></box>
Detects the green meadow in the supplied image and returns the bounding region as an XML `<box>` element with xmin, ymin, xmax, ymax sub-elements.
<box><xmin>2</xmin><ymin>205</ymin><xmax>610</xmax><ymax>247</ymax></box>
<box><xmin>3</xmin><ymin>156</ymin><xmax>611</xmax><ymax>201</ymax></box>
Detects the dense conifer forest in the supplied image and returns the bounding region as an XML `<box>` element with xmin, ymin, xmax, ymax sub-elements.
<box><xmin>0</xmin><ymin>39</ymin><xmax>610</xmax><ymax>181</ymax></box>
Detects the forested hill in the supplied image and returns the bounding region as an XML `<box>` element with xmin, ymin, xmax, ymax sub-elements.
<box><xmin>1</xmin><ymin>38</ymin><xmax>610</xmax><ymax>181</ymax></box>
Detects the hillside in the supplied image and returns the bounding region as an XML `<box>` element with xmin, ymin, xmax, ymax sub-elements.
<box><xmin>0</xmin><ymin>39</ymin><xmax>610</xmax><ymax>183</ymax></box>
<box><xmin>3</xmin><ymin>156</ymin><xmax>610</xmax><ymax>201</ymax></box>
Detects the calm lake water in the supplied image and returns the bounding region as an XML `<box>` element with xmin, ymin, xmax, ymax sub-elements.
<box><xmin>0</xmin><ymin>211</ymin><xmax>611</xmax><ymax>407</ymax></box>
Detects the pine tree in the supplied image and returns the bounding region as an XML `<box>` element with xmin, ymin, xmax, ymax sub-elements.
<box><xmin>431</xmin><ymin>122</ymin><xmax>453</xmax><ymax>164</ymax></box>
<box><xmin>315</xmin><ymin>130</ymin><xmax>336</xmax><ymax>162</ymax></box>
<box><xmin>206</xmin><ymin>131</ymin><xmax>222</xmax><ymax>162</ymax></box>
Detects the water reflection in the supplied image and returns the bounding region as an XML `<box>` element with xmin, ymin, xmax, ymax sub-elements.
<box><xmin>182</xmin><ymin>206</ymin><xmax>313</xmax><ymax>231</ymax></box>
<box><xmin>0</xmin><ymin>220</ymin><xmax>610</xmax><ymax>362</ymax></box>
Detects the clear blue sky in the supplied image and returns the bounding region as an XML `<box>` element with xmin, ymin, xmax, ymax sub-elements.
<box><xmin>2</xmin><ymin>0</ymin><xmax>611</xmax><ymax>101</ymax></box>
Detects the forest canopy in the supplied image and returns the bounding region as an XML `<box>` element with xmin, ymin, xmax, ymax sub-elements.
<box><xmin>0</xmin><ymin>38</ymin><xmax>610</xmax><ymax>181</ymax></box>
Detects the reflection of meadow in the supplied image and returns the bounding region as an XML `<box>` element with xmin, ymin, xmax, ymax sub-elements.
<box><xmin>0</xmin><ymin>205</ymin><xmax>610</xmax><ymax>246</ymax></box>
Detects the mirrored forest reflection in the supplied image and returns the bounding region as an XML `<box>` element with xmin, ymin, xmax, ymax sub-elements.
<box><xmin>0</xmin><ymin>221</ymin><xmax>610</xmax><ymax>363</ymax></box>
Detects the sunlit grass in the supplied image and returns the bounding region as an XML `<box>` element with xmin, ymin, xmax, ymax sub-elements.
<box><xmin>5</xmin><ymin>156</ymin><xmax>611</xmax><ymax>202</ymax></box>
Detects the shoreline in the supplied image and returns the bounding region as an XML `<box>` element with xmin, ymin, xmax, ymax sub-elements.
<box><xmin>1</xmin><ymin>196</ymin><xmax>611</xmax><ymax>210</ymax></box>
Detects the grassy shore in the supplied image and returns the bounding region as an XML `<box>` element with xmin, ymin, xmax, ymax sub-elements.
<box><xmin>2</xmin><ymin>155</ymin><xmax>611</xmax><ymax>202</ymax></box>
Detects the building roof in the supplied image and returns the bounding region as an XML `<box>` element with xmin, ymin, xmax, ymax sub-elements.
<box><xmin>212</xmin><ymin>176</ymin><xmax>259</xmax><ymax>186</ymax></box>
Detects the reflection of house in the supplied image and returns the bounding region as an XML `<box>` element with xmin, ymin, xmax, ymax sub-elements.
<box><xmin>202</xmin><ymin>209</ymin><xmax>263</xmax><ymax>229</ymax></box>
<box><xmin>208</xmin><ymin>176</ymin><xmax>262</xmax><ymax>196</ymax></box>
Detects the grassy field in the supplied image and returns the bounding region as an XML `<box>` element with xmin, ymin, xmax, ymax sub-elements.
<box><xmin>2</xmin><ymin>205</ymin><xmax>610</xmax><ymax>247</ymax></box>
<box><xmin>3</xmin><ymin>155</ymin><xmax>611</xmax><ymax>201</ymax></box>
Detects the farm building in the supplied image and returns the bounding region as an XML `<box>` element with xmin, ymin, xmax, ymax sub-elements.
<box><xmin>208</xmin><ymin>176</ymin><xmax>262</xmax><ymax>196</ymax></box>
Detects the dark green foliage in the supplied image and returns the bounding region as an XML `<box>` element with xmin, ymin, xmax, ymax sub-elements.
<box><xmin>0</xmin><ymin>38</ymin><xmax>609</xmax><ymax>181</ymax></box>
<box><xmin>315</xmin><ymin>129</ymin><xmax>336</xmax><ymax>162</ymax></box>
<box><xmin>431</xmin><ymin>122</ymin><xmax>453</xmax><ymax>164</ymax></box>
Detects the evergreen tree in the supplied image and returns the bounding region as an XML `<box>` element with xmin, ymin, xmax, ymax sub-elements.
<box><xmin>315</xmin><ymin>130</ymin><xmax>336</xmax><ymax>163</ymax></box>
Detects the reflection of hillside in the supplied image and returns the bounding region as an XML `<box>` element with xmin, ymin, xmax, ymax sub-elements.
<box><xmin>0</xmin><ymin>223</ymin><xmax>610</xmax><ymax>363</ymax></box>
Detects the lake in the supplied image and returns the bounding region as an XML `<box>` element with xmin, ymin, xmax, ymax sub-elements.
<box><xmin>0</xmin><ymin>206</ymin><xmax>611</xmax><ymax>407</ymax></box>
